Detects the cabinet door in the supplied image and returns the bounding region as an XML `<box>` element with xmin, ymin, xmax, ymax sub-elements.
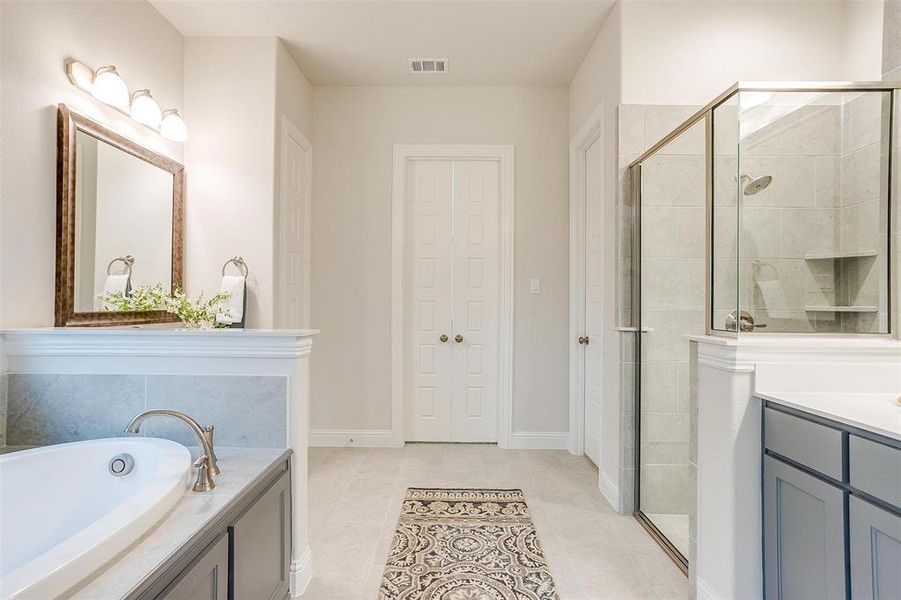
<box><xmin>850</xmin><ymin>496</ymin><xmax>901</xmax><ymax>599</ymax></box>
<box><xmin>232</xmin><ymin>471</ymin><xmax>291</xmax><ymax>600</ymax></box>
<box><xmin>160</xmin><ymin>533</ymin><xmax>228</xmax><ymax>600</ymax></box>
<box><xmin>764</xmin><ymin>456</ymin><xmax>846</xmax><ymax>600</ymax></box>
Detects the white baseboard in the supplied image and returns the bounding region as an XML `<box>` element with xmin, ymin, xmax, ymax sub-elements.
<box><xmin>310</xmin><ymin>429</ymin><xmax>571</xmax><ymax>449</ymax></box>
<box><xmin>509</xmin><ymin>431</ymin><xmax>570</xmax><ymax>449</ymax></box>
<box><xmin>308</xmin><ymin>429</ymin><xmax>398</xmax><ymax>447</ymax></box>
<box><xmin>599</xmin><ymin>470</ymin><xmax>620</xmax><ymax>511</ymax></box>
<box><xmin>290</xmin><ymin>547</ymin><xmax>313</xmax><ymax>598</ymax></box>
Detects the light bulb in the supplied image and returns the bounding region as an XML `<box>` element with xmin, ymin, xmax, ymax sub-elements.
<box><xmin>160</xmin><ymin>109</ymin><xmax>187</xmax><ymax>142</ymax></box>
<box><xmin>91</xmin><ymin>65</ymin><xmax>129</xmax><ymax>108</ymax></box>
<box><xmin>130</xmin><ymin>90</ymin><xmax>162</xmax><ymax>128</ymax></box>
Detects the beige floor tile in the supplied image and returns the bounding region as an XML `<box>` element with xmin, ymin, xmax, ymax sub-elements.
<box><xmin>305</xmin><ymin>443</ymin><xmax>688</xmax><ymax>599</ymax></box>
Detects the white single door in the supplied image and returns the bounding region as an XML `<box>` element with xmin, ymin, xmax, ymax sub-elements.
<box><xmin>583</xmin><ymin>138</ymin><xmax>603</xmax><ymax>465</ymax></box>
<box><xmin>277</xmin><ymin>118</ymin><xmax>311</xmax><ymax>328</ymax></box>
<box><xmin>406</xmin><ymin>158</ymin><xmax>499</xmax><ymax>442</ymax></box>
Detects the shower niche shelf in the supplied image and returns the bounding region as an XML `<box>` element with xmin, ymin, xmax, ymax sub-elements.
<box><xmin>803</xmin><ymin>251</ymin><xmax>878</xmax><ymax>260</ymax></box>
<box><xmin>804</xmin><ymin>305</ymin><xmax>879</xmax><ymax>313</ymax></box>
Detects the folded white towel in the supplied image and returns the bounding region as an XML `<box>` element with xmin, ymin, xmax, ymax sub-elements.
<box><xmin>216</xmin><ymin>275</ymin><xmax>245</xmax><ymax>325</ymax></box>
<box><xmin>103</xmin><ymin>274</ymin><xmax>130</xmax><ymax>297</ymax></box>
<box><xmin>100</xmin><ymin>275</ymin><xmax>130</xmax><ymax>310</ymax></box>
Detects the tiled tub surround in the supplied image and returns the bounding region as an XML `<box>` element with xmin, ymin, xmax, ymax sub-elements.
<box><xmin>3</xmin><ymin>374</ymin><xmax>287</xmax><ymax>448</ymax></box>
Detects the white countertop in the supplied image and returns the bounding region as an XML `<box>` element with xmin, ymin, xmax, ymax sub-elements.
<box><xmin>757</xmin><ymin>391</ymin><xmax>901</xmax><ymax>441</ymax></box>
<box><xmin>69</xmin><ymin>447</ymin><xmax>291</xmax><ymax>599</ymax></box>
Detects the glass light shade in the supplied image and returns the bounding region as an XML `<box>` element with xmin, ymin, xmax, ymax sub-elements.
<box><xmin>91</xmin><ymin>65</ymin><xmax>129</xmax><ymax>108</ymax></box>
<box><xmin>160</xmin><ymin>109</ymin><xmax>187</xmax><ymax>141</ymax></box>
<box><xmin>130</xmin><ymin>90</ymin><xmax>162</xmax><ymax>127</ymax></box>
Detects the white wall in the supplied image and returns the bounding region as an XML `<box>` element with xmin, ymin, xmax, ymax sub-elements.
<box><xmin>184</xmin><ymin>37</ymin><xmax>313</xmax><ymax>328</ymax></box>
<box><xmin>0</xmin><ymin>0</ymin><xmax>184</xmax><ymax>327</ymax></box>
<box><xmin>310</xmin><ymin>86</ymin><xmax>570</xmax><ymax>434</ymax></box>
<box><xmin>620</xmin><ymin>0</ymin><xmax>884</xmax><ymax>106</ymax></box>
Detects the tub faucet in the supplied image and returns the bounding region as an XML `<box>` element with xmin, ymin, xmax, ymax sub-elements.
<box><xmin>125</xmin><ymin>409</ymin><xmax>220</xmax><ymax>492</ymax></box>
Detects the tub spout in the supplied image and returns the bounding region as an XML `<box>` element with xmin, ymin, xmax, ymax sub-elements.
<box><xmin>125</xmin><ymin>409</ymin><xmax>219</xmax><ymax>492</ymax></box>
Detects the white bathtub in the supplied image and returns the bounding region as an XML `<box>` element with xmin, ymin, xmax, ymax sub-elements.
<box><xmin>0</xmin><ymin>438</ymin><xmax>192</xmax><ymax>599</ymax></box>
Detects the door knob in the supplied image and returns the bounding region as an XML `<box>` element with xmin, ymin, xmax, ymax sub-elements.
<box><xmin>578</xmin><ymin>336</ymin><xmax>590</xmax><ymax>345</ymax></box>
<box><xmin>440</xmin><ymin>334</ymin><xmax>448</xmax><ymax>343</ymax></box>
<box><xmin>454</xmin><ymin>334</ymin><xmax>464</xmax><ymax>343</ymax></box>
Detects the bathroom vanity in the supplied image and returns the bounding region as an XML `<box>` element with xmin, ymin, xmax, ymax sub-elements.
<box><xmin>760</xmin><ymin>392</ymin><xmax>901</xmax><ymax>599</ymax></box>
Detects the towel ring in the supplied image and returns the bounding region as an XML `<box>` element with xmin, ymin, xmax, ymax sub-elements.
<box><xmin>221</xmin><ymin>256</ymin><xmax>249</xmax><ymax>278</ymax></box>
<box><xmin>106</xmin><ymin>255</ymin><xmax>135</xmax><ymax>277</ymax></box>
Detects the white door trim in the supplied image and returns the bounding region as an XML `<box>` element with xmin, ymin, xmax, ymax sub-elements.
<box><xmin>276</xmin><ymin>116</ymin><xmax>312</xmax><ymax>328</ymax></box>
<box><xmin>391</xmin><ymin>144</ymin><xmax>514</xmax><ymax>448</ymax></box>
<box><xmin>569</xmin><ymin>105</ymin><xmax>604</xmax><ymax>456</ymax></box>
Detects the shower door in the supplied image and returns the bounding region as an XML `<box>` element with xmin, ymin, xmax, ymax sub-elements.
<box><xmin>633</xmin><ymin>114</ymin><xmax>709</xmax><ymax>571</ymax></box>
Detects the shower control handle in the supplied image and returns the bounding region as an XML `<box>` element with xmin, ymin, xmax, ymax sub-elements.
<box><xmin>726</xmin><ymin>310</ymin><xmax>767</xmax><ymax>332</ymax></box>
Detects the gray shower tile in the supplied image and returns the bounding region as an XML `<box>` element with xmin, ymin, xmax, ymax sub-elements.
<box><xmin>882</xmin><ymin>1</ymin><xmax>901</xmax><ymax>77</ymax></box>
<box><xmin>618</xmin><ymin>105</ymin><xmax>646</xmax><ymax>156</ymax></box>
<box><xmin>144</xmin><ymin>375</ymin><xmax>287</xmax><ymax>448</ymax></box>
<box><xmin>644</xmin><ymin>105</ymin><xmax>703</xmax><ymax>155</ymax></box>
<box><xmin>6</xmin><ymin>374</ymin><xmax>145</xmax><ymax>445</ymax></box>
<box><xmin>0</xmin><ymin>373</ymin><xmax>7</xmax><ymax>448</ymax></box>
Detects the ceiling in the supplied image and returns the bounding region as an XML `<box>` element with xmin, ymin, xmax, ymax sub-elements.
<box><xmin>150</xmin><ymin>0</ymin><xmax>615</xmax><ymax>86</ymax></box>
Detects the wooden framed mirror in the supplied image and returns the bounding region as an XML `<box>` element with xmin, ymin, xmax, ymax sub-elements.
<box><xmin>55</xmin><ymin>104</ymin><xmax>184</xmax><ymax>327</ymax></box>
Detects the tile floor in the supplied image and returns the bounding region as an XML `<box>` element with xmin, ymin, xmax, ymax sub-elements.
<box><xmin>302</xmin><ymin>443</ymin><xmax>689</xmax><ymax>599</ymax></box>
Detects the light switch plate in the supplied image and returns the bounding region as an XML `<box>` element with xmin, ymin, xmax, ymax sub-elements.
<box><xmin>530</xmin><ymin>278</ymin><xmax>540</xmax><ymax>294</ymax></box>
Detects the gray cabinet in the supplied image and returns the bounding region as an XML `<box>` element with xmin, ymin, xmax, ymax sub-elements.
<box><xmin>764</xmin><ymin>455</ymin><xmax>847</xmax><ymax>600</ymax></box>
<box><xmin>232</xmin><ymin>467</ymin><xmax>291</xmax><ymax>600</ymax></box>
<box><xmin>132</xmin><ymin>460</ymin><xmax>292</xmax><ymax>600</ymax></box>
<box><xmin>160</xmin><ymin>534</ymin><xmax>228</xmax><ymax>600</ymax></box>
<box><xmin>763</xmin><ymin>403</ymin><xmax>901</xmax><ymax>600</ymax></box>
<box><xmin>850</xmin><ymin>496</ymin><xmax>901</xmax><ymax>599</ymax></box>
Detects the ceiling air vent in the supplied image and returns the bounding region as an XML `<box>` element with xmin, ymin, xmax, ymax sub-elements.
<box><xmin>409</xmin><ymin>58</ymin><xmax>448</xmax><ymax>74</ymax></box>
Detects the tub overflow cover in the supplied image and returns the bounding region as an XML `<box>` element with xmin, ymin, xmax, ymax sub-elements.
<box><xmin>109</xmin><ymin>453</ymin><xmax>135</xmax><ymax>477</ymax></box>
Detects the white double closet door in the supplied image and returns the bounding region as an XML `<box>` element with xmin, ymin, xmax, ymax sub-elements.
<box><xmin>405</xmin><ymin>159</ymin><xmax>499</xmax><ymax>442</ymax></box>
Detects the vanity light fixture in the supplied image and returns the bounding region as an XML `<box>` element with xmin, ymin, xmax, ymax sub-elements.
<box><xmin>160</xmin><ymin>109</ymin><xmax>187</xmax><ymax>142</ymax></box>
<box><xmin>130</xmin><ymin>90</ymin><xmax>163</xmax><ymax>128</ymax></box>
<box><xmin>65</xmin><ymin>59</ymin><xmax>187</xmax><ymax>142</ymax></box>
<box><xmin>91</xmin><ymin>65</ymin><xmax>130</xmax><ymax>108</ymax></box>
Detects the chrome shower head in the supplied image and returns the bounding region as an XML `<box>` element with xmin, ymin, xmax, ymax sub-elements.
<box><xmin>741</xmin><ymin>173</ymin><xmax>773</xmax><ymax>196</ymax></box>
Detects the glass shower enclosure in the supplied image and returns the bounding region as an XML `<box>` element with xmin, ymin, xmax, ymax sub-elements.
<box><xmin>629</xmin><ymin>82</ymin><xmax>899</xmax><ymax>570</ymax></box>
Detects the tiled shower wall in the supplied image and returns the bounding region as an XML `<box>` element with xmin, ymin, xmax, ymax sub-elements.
<box><xmin>886</xmin><ymin>0</ymin><xmax>901</xmax><ymax>340</ymax></box>
<box><xmin>732</xmin><ymin>96</ymin><xmax>889</xmax><ymax>334</ymax></box>
<box><xmin>616</xmin><ymin>103</ymin><xmax>702</xmax><ymax>520</ymax></box>
<box><xmin>0</xmin><ymin>374</ymin><xmax>288</xmax><ymax>449</ymax></box>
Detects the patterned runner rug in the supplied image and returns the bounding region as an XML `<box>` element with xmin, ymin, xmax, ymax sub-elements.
<box><xmin>378</xmin><ymin>488</ymin><xmax>559</xmax><ymax>600</ymax></box>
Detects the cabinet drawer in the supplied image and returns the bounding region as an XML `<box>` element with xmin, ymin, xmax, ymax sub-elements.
<box><xmin>765</xmin><ymin>407</ymin><xmax>843</xmax><ymax>481</ymax></box>
<box><xmin>850</xmin><ymin>435</ymin><xmax>901</xmax><ymax>510</ymax></box>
